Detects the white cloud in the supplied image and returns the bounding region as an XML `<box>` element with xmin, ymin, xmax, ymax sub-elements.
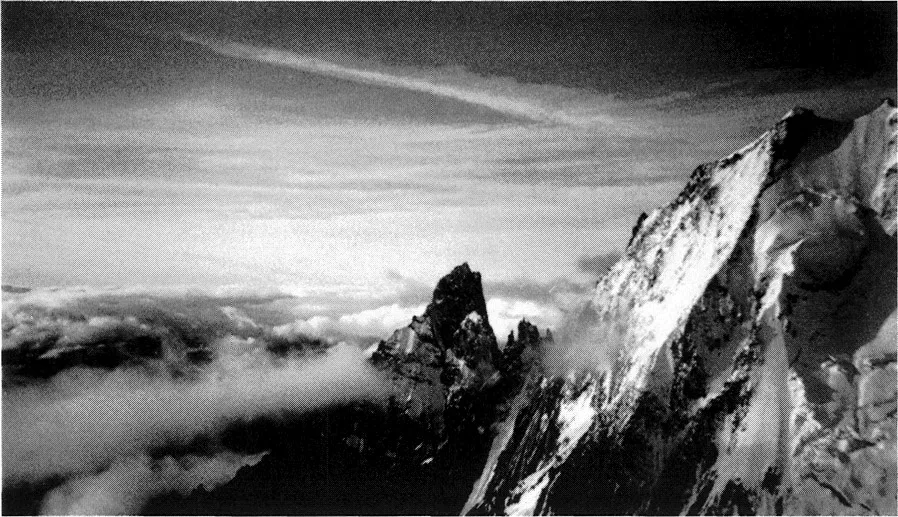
<box><xmin>273</xmin><ymin>303</ymin><xmax>427</xmax><ymax>341</ymax></box>
<box><xmin>486</xmin><ymin>297</ymin><xmax>563</xmax><ymax>342</ymax></box>
<box><xmin>338</xmin><ymin>303</ymin><xmax>428</xmax><ymax>335</ymax></box>
<box><xmin>3</xmin><ymin>343</ymin><xmax>389</xmax><ymax>484</ymax></box>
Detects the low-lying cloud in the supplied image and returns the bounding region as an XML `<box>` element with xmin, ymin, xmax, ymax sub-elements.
<box><xmin>3</xmin><ymin>343</ymin><xmax>387</xmax><ymax>484</ymax></box>
<box><xmin>1</xmin><ymin>280</ymin><xmax>577</xmax><ymax>513</ymax></box>
<box><xmin>273</xmin><ymin>303</ymin><xmax>427</xmax><ymax>343</ymax></box>
<box><xmin>2</xmin><ymin>289</ymin><xmax>396</xmax><ymax>514</ymax></box>
<box><xmin>486</xmin><ymin>297</ymin><xmax>563</xmax><ymax>342</ymax></box>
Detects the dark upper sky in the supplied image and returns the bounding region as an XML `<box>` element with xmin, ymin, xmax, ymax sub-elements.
<box><xmin>4</xmin><ymin>2</ymin><xmax>896</xmax><ymax>101</ymax></box>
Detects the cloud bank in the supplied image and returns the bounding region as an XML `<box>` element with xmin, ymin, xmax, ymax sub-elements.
<box><xmin>1</xmin><ymin>281</ymin><xmax>571</xmax><ymax>514</ymax></box>
<box><xmin>487</xmin><ymin>297</ymin><xmax>563</xmax><ymax>341</ymax></box>
<box><xmin>2</xmin><ymin>289</ymin><xmax>399</xmax><ymax>514</ymax></box>
<box><xmin>3</xmin><ymin>343</ymin><xmax>387</xmax><ymax>484</ymax></box>
<box><xmin>273</xmin><ymin>303</ymin><xmax>427</xmax><ymax>342</ymax></box>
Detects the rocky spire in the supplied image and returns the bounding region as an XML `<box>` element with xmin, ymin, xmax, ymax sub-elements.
<box><xmin>500</xmin><ymin>319</ymin><xmax>541</xmax><ymax>377</ymax></box>
<box><xmin>424</xmin><ymin>262</ymin><xmax>492</xmax><ymax>350</ymax></box>
<box><xmin>372</xmin><ymin>262</ymin><xmax>501</xmax><ymax>410</ymax></box>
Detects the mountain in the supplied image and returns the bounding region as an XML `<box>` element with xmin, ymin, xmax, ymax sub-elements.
<box><xmin>463</xmin><ymin>100</ymin><xmax>897</xmax><ymax>515</ymax></box>
<box><xmin>145</xmin><ymin>263</ymin><xmax>546</xmax><ymax>515</ymax></box>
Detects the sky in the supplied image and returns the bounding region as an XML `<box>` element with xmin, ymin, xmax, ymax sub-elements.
<box><xmin>2</xmin><ymin>2</ymin><xmax>896</xmax><ymax>337</ymax></box>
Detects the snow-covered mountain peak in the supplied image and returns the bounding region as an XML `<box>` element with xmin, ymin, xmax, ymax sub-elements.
<box><xmin>465</xmin><ymin>100</ymin><xmax>896</xmax><ymax>516</ymax></box>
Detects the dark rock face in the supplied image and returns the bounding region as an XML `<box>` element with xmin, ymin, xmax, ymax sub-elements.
<box><xmin>374</xmin><ymin>263</ymin><xmax>499</xmax><ymax>375</ymax></box>
<box><xmin>500</xmin><ymin>319</ymin><xmax>542</xmax><ymax>379</ymax></box>
<box><xmin>430</xmin><ymin>263</ymin><xmax>493</xmax><ymax>348</ymax></box>
<box><xmin>369</xmin><ymin>262</ymin><xmax>501</xmax><ymax>451</ymax></box>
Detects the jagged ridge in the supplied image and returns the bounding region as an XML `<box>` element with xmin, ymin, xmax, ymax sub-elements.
<box><xmin>145</xmin><ymin>263</ymin><xmax>544</xmax><ymax>515</ymax></box>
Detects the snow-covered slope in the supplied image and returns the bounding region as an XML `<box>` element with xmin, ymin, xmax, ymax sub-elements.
<box><xmin>465</xmin><ymin>100</ymin><xmax>897</xmax><ymax>515</ymax></box>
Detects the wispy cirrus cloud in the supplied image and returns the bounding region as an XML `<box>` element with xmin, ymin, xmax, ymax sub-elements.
<box><xmin>180</xmin><ymin>33</ymin><xmax>570</xmax><ymax>125</ymax></box>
